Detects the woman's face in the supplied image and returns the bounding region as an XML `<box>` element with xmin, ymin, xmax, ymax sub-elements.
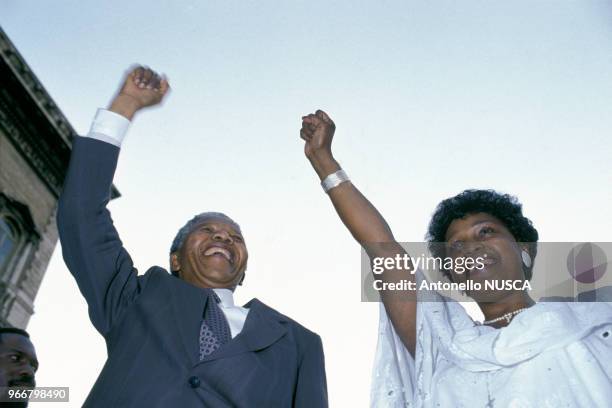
<box><xmin>444</xmin><ymin>212</ymin><xmax>529</xmax><ymax>302</ymax></box>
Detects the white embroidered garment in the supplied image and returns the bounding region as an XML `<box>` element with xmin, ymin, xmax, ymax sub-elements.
<box><xmin>370</xmin><ymin>280</ymin><xmax>612</xmax><ymax>407</ymax></box>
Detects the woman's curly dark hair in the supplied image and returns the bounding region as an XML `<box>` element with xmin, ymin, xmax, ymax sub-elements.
<box><xmin>426</xmin><ymin>189</ymin><xmax>539</xmax><ymax>280</ymax></box>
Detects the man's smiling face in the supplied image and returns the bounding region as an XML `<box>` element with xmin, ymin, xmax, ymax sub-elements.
<box><xmin>171</xmin><ymin>215</ymin><xmax>248</xmax><ymax>289</ymax></box>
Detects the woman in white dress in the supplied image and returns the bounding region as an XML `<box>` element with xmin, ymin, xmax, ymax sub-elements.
<box><xmin>300</xmin><ymin>110</ymin><xmax>612</xmax><ymax>407</ymax></box>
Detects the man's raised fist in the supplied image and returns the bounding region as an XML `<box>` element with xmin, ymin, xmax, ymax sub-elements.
<box><xmin>110</xmin><ymin>65</ymin><xmax>170</xmax><ymax>120</ymax></box>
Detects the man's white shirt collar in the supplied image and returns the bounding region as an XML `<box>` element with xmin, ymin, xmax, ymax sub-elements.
<box><xmin>213</xmin><ymin>288</ymin><xmax>235</xmax><ymax>308</ymax></box>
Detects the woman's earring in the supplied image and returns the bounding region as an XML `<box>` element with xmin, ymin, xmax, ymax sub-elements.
<box><xmin>521</xmin><ymin>250</ymin><xmax>532</xmax><ymax>268</ymax></box>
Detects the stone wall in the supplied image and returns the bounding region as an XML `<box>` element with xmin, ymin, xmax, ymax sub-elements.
<box><xmin>0</xmin><ymin>131</ymin><xmax>58</xmax><ymax>328</ymax></box>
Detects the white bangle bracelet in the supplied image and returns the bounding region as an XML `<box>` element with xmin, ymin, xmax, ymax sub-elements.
<box><xmin>321</xmin><ymin>169</ymin><xmax>350</xmax><ymax>193</ymax></box>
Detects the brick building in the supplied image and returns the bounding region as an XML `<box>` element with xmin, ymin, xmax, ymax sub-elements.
<box><xmin>0</xmin><ymin>26</ymin><xmax>118</xmax><ymax>328</ymax></box>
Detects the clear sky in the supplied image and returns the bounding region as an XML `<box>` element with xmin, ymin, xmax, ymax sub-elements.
<box><xmin>1</xmin><ymin>1</ymin><xmax>611</xmax><ymax>406</ymax></box>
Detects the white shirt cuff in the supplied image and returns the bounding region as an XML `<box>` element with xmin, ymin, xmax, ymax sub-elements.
<box><xmin>86</xmin><ymin>108</ymin><xmax>131</xmax><ymax>147</ymax></box>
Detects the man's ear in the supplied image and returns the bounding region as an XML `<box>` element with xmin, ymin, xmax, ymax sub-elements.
<box><xmin>237</xmin><ymin>261</ymin><xmax>248</xmax><ymax>286</ymax></box>
<box><xmin>170</xmin><ymin>253</ymin><xmax>181</xmax><ymax>274</ymax></box>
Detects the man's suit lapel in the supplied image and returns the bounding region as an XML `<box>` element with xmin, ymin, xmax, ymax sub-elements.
<box><xmin>197</xmin><ymin>298</ymin><xmax>287</xmax><ymax>364</ymax></box>
<box><xmin>169</xmin><ymin>277</ymin><xmax>208</xmax><ymax>364</ymax></box>
<box><xmin>168</xmin><ymin>278</ymin><xmax>288</xmax><ymax>365</ymax></box>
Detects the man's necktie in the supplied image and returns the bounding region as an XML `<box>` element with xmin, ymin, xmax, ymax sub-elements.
<box><xmin>199</xmin><ymin>290</ymin><xmax>232</xmax><ymax>360</ymax></box>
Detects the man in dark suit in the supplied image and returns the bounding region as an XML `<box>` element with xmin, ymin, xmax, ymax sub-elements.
<box><xmin>57</xmin><ymin>66</ymin><xmax>328</xmax><ymax>407</ymax></box>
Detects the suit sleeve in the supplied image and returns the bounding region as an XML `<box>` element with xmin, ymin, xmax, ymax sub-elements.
<box><xmin>293</xmin><ymin>334</ymin><xmax>328</xmax><ymax>408</ymax></box>
<box><xmin>57</xmin><ymin>135</ymin><xmax>144</xmax><ymax>337</ymax></box>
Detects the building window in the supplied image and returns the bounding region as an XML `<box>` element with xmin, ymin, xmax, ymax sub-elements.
<box><xmin>0</xmin><ymin>216</ymin><xmax>19</xmax><ymax>271</ymax></box>
<box><xmin>0</xmin><ymin>194</ymin><xmax>39</xmax><ymax>281</ymax></box>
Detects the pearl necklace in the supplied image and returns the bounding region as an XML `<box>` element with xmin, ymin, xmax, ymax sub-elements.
<box><xmin>481</xmin><ymin>307</ymin><xmax>528</xmax><ymax>325</ymax></box>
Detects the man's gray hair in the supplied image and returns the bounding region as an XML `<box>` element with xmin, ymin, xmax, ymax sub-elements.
<box><xmin>170</xmin><ymin>212</ymin><xmax>241</xmax><ymax>254</ymax></box>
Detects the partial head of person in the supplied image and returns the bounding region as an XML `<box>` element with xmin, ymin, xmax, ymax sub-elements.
<box><xmin>0</xmin><ymin>327</ymin><xmax>37</xmax><ymax>406</ymax></box>
<box><xmin>426</xmin><ymin>189</ymin><xmax>539</xmax><ymax>293</ymax></box>
<box><xmin>169</xmin><ymin>212</ymin><xmax>248</xmax><ymax>290</ymax></box>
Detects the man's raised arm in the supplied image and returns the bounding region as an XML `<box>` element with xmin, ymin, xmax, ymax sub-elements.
<box><xmin>300</xmin><ymin>110</ymin><xmax>417</xmax><ymax>356</ymax></box>
<box><xmin>57</xmin><ymin>66</ymin><xmax>169</xmax><ymax>336</ymax></box>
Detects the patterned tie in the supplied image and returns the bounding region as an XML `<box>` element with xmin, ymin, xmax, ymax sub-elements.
<box><xmin>199</xmin><ymin>290</ymin><xmax>232</xmax><ymax>360</ymax></box>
